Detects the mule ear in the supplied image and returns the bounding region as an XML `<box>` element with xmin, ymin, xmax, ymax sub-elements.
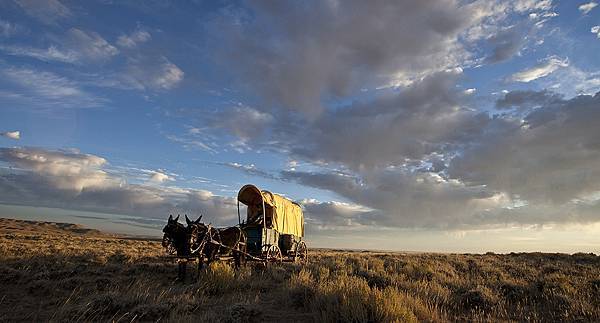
<box><xmin>185</xmin><ymin>214</ymin><xmax>192</xmax><ymax>226</ymax></box>
<box><xmin>168</xmin><ymin>214</ymin><xmax>173</xmax><ymax>221</ymax></box>
<box><xmin>195</xmin><ymin>215</ymin><xmax>203</xmax><ymax>223</ymax></box>
<box><xmin>175</xmin><ymin>214</ymin><xmax>180</xmax><ymax>222</ymax></box>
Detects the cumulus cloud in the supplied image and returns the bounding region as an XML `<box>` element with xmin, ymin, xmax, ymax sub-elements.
<box><xmin>510</xmin><ymin>56</ymin><xmax>568</xmax><ymax>82</ymax></box>
<box><xmin>450</xmin><ymin>91</ymin><xmax>600</xmax><ymax>204</ymax></box>
<box><xmin>213</xmin><ymin>84</ymin><xmax>600</xmax><ymax>230</ymax></box>
<box><xmin>216</xmin><ymin>0</ymin><xmax>474</xmax><ymax>117</ymax></box>
<box><xmin>579</xmin><ymin>2</ymin><xmax>598</xmax><ymax>14</ymax></box>
<box><xmin>284</xmin><ymin>70</ymin><xmax>487</xmax><ymax>169</ymax></box>
<box><xmin>1</xmin><ymin>131</ymin><xmax>20</xmax><ymax>140</ymax></box>
<box><xmin>283</xmin><ymin>169</ymin><xmax>509</xmax><ymax>229</ymax></box>
<box><xmin>149</xmin><ymin>171</ymin><xmax>173</xmax><ymax>183</ymax></box>
<box><xmin>0</xmin><ymin>147</ymin><xmax>237</xmax><ymax>224</ymax></box>
<box><xmin>0</xmin><ymin>147</ymin><xmax>112</xmax><ymax>192</ymax></box>
<box><xmin>301</xmin><ymin>199</ymin><xmax>374</xmax><ymax>228</ymax></box>
<box><xmin>279</xmin><ymin>87</ymin><xmax>600</xmax><ymax>229</ymax></box>
<box><xmin>592</xmin><ymin>26</ymin><xmax>600</xmax><ymax>38</ymax></box>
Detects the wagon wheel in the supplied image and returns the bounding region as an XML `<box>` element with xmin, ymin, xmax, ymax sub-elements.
<box><xmin>296</xmin><ymin>241</ymin><xmax>308</xmax><ymax>264</ymax></box>
<box><xmin>266</xmin><ymin>245</ymin><xmax>282</xmax><ymax>264</ymax></box>
<box><xmin>162</xmin><ymin>235</ymin><xmax>177</xmax><ymax>255</ymax></box>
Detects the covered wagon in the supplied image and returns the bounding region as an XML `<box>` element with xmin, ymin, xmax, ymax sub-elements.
<box><xmin>237</xmin><ymin>184</ymin><xmax>308</xmax><ymax>263</ymax></box>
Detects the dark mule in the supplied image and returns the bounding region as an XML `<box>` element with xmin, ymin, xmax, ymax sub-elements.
<box><xmin>186</xmin><ymin>215</ymin><xmax>247</xmax><ymax>270</ymax></box>
<box><xmin>162</xmin><ymin>214</ymin><xmax>190</xmax><ymax>280</ymax></box>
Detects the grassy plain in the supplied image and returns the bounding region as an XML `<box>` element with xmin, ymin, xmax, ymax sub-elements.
<box><xmin>0</xmin><ymin>217</ymin><xmax>598</xmax><ymax>322</ymax></box>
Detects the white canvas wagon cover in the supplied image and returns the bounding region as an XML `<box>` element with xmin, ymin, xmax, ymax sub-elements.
<box><xmin>238</xmin><ymin>184</ymin><xmax>304</xmax><ymax>237</ymax></box>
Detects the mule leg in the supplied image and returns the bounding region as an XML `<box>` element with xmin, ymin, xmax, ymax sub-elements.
<box><xmin>197</xmin><ymin>256</ymin><xmax>204</xmax><ymax>281</ymax></box>
<box><xmin>177</xmin><ymin>260</ymin><xmax>187</xmax><ymax>281</ymax></box>
<box><xmin>234</xmin><ymin>251</ymin><xmax>241</xmax><ymax>269</ymax></box>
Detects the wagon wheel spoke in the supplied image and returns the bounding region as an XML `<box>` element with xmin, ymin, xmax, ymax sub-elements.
<box><xmin>266</xmin><ymin>245</ymin><xmax>282</xmax><ymax>264</ymax></box>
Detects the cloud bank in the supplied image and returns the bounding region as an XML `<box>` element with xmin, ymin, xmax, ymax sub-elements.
<box><xmin>0</xmin><ymin>147</ymin><xmax>237</xmax><ymax>225</ymax></box>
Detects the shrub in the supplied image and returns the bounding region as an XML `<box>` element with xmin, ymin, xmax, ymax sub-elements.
<box><xmin>457</xmin><ymin>285</ymin><xmax>498</xmax><ymax>311</ymax></box>
<box><xmin>304</xmin><ymin>274</ymin><xmax>416</xmax><ymax>322</ymax></box>
<box><xmin>197</xmin><ymin>262</ymin><xmax>237</xmax><ymax>296</ymax></box>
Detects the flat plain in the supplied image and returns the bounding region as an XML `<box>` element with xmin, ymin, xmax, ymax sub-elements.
<box><xmin>0</xmin><ymin>217</ymin><xmax>598</xmax><ymax>322</ymax></box>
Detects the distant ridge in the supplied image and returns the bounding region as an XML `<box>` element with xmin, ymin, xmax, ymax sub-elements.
<box><xmin>0</xmin><ymin>217</ymin><xmax>103</xmax><ymax>236</ymax></box>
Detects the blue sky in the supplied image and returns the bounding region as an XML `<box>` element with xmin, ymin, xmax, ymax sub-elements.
<box><xmin>1</xmin><ymin>0</ymin><xmax>600</xmax><ymax>252</ymax></box>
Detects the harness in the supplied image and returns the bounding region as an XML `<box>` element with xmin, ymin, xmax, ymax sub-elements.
<box><xmin>190</xmin><ymin>224</ymin><xmax>244</xmax><ymax>257</ymax></box>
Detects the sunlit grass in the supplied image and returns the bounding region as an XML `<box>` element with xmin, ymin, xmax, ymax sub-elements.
<box><xmin>0</xmin><ymin>219</ymin><xmax>598</xmax><ymax>322</ymax></box>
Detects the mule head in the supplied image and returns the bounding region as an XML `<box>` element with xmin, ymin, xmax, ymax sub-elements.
<box><xmin>187</xmin><ymin>218</ymin><xmax>211</xmax><ymax>254</ymax></box>
<box><xmin>163</xmin><ymin>214</ymin><xmax>182</xmax><ymax>233</ymax></box>
<box><xmin>185</xmin><ymin>214</ymin><xmax>203</xmax><ymax>227</ymax></box>
<box><xmin>162</xmin><ymin>214</ymin><xmax>188</xmax><ymax>255</ymax></box>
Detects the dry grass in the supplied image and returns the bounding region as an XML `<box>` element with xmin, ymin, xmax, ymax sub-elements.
<box><xmin>0</xmin><ymin>218</ymin><xmax>598</xmax><ymax>322</ymax></box>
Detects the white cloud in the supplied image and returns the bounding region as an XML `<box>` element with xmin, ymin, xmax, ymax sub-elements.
<box><xmin>284</xmin><ymin>169</ymin><xmax>510</xmax><ymax>229</ymax></box>
<box><xmin>592</xmin><ymin>26</ymin><xmax>600</xmax><ymax>38</ymax></box>
<box><xmin>510</xmin><ymin>56</ymin><xmax>568</xmax><ymax>82</ymax></box>
<box><xmin>0</xmin><ymin>29</ymin><xmax>118</xmax><ymax>64</ymax></box>
<box><xmin>165</xmin><ymin>134</ymin><xmax>216</xmax><ymax>152</ymax></box>
<box><xmin>579</xmin><ymin>2</ymin><xmax>598</xmax><ymax>14</ymax></box>
<box><xmin>450</xmin><ymin>91</ymin><xmax>600</xmax><ymax>206</ymax></box>
<box><xmin>513</xmin><ymin>0</ymin><xmax>553</xmax><ymax>12</ymax></box>
<box><xmin>117</xmin><ymin>30</ymin><xmax>151</xmax><ymax>48</ymax></box>
<box><xmin>1</xmin><ymin>131</ymin><xmax>20</xmax><ymax>140</ymax></box>
<box><xmin>0</xmin><ymin>147</ymin><xmax>112</xmax><ymax>191</ymax></box>
<box><xmin>0</xmin><ymin>45</ymin><xmax>78</xmax><ymax>63</ymax></box>
<box><xmin>1</xmin><ymin>66</ymin><xmax>105</xmax><ymax>109</ymax></box>
<box><xmin>152</xmin><ymin>61</ymin><xmax>184</xmax><ymax>89</ymax></box>
<box><xmin>66</xmin><ymin>28</ymin><xmax>119</xmax><ymax>62</ymax></box>
<box><xmin>123</xmin><ymin>57</ymin><xmax>184</xmax><ymax>90</ymax></box>
<box><xmin>211</xmin><ymin>105</ymin><xmax>272</xmax><ymax>141</ymax></box>
<box><xmin>149</xmin><ymin>171</ymin><xmax>173</xmax><ymax>183</ymax></box>
<box><xmin>532</xmin><ymin>65</ymin><xmax>600</xmax><ymax>97</ymax></box>
<box><xmin>301</xmin><ymin>199</ymin><xmax>374</xmax><ymax>228</ymax></box>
